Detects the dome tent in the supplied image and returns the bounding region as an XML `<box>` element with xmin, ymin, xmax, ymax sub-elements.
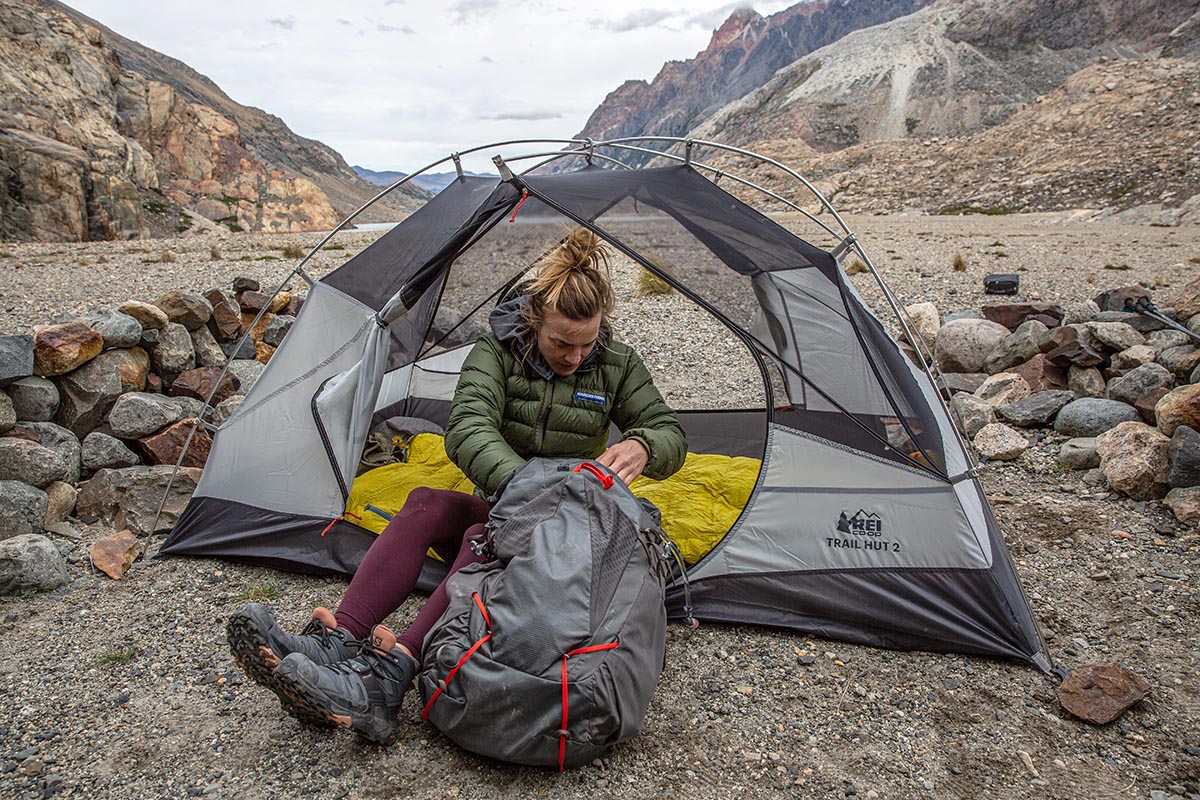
<box><xmin>158</xmin><ymin>138</ymin><xmax>1054</xmax><ymax>672</ymax></box>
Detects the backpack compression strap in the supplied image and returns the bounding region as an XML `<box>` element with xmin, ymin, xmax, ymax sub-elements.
<box><xmin>558</xmin><ymin>641</ymin><xmax>620</xmax><ymax>771</ymax></box>
<box><xmin>422</xmin><ymin>592</ymin><xmax>492</xmax><ymax>719</ymax></box>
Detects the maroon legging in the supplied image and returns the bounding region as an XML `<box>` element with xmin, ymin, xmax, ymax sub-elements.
<box><xmin>334</xmin><ymin>487</ymin><xmax>490</xmax><ymax>658</ymax></box>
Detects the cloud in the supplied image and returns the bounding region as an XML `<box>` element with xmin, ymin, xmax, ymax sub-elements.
<box><xmin>384</xmin><ymin>0</ymin><xmax>406</xmax><ymax>4</ymax></box>
<box><xmin>484</xmin><ymin>110</ymin><xmax>563</xmax><ymax>121</ymax></box>
<box><xmin>590</xmin><ymin>8</ymin><xmax>678</xmax><ymax>33</ymax></box>
<box><xmin>684</xmin><ymin>3</ymin><xmax>759</xmax><ymax>30</ymax></box>
<box><xmin>267</xmin><ymin>16</ymin><xmax>296</xmax><ymax>29</ymax></box>
<box><xmin>480</xmin><ymin>56</ymin><xmax>494</xmax><ymax>63</ymax></box>
<box><xmin>377</xmin><ymin>23</ymin><xmax>416</xmax><ymax>33</ymax></box>
<box><xmin>448</xmin><ymin>0</ymin><xmax>500</xmax><ymax>24</ymax></box>
<box><xmin>337</xmin><ymin>18</ymin><xmax>352</xmax><ymax>26</ymax></box>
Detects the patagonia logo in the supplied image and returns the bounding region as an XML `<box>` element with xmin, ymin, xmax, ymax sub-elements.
<box><xmin>574</xmin><ymin>391</ymin><xmax>607</xmax><ymax>406</ymax></box>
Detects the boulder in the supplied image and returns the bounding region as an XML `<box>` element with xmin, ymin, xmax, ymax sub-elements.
<box><xmin>151</xmin><ymin>322</ymin><xmax>196</xmax><ymax>379</ymax></box>
<box><xmin>934</xmin><ymin>319</ymin><xmax>1011</xmax><ymax>373</ymax></box>
<box><xmin>33</xmin><ymin>322</ymin><xmax>103</xmax><ymax>377</ymax></box>
<box><xmin>1068</xmin><ymin>366</ymin><xmax>1105</xmax><ymax>398</ymax></box>
<box><xmin>0</xmin><ymin>334</ymin><xmax>34</xmax><ymax>387</ymax></box>
<box><xmin>902</xmin><ymin>302</ymin><xmax>940</xmax><ymax>351</ymax></box>
<box><xmin>951</xmin><ymin>393</ymin><xmax>995</xmax><ymax>438</ymax></box>
<box><xmin>262</xmin><ymin>315</ymin><xmax>295</xmax><ymax>348</ymax></box>
<box><xmin>81</xmin><ymin>432</ymin><xmax>141</xmax><ymax>473</ymax></box>
<box><xmin>284</xmin><ymin>295</ymin><xmax>304</xmax><ymax>317</ymax></box>
<box><xmin>189</xmin><ymin>325</ymin><xmax>228</xmax><ymax>369</ymax></box>
<box><xmin>211</xmin><ymin>395</ymin><xmax>243</xmax><ymax>427</ymax></box>
<box><xmin>1107</xmin><ymin>362</ymin><xmax>1174</xmax><ymax>406</ymax></box>
<box><xmin>1044</xmin><ymin>340</ymin><xmax>1105</xmax><ymax>368</ymax></box>
<box><xmin>76</xmin><ymin>465</ymin><xmax>203</xmax><ymax>536</ymax></box>
<box><xmin>1167</xmin><ymin>273</ymin><xmax>1200</xmax><ymax>319</ymax></box>
<box><xmin>1109</xmin><ymin>344</ymin><xmax>1157</xmax><ymax>373</ymax></box>
<box><xmin>1157</xmin><ymin>345</ymin><xmax>1200</xmax><ymax>383</ymax></box>
<box><xmin>1189</xmin><ymin>313</ymin><xmax>1200</xmax><ymax>336</ymax></box>
<box><xmin>1193</xmin><ymin>362</ymin><xmax>1200</xmax><ymax>385</ymax></box>
<box><xmin>92</xmin><ymin>347</ymin><xmax>150</xmax><ymax>394</ymax></box>
<box><xmin>0</xmin><ymin>392</ymin><xmax>12</xmax><ymax>434</ymax></box>
<box><xmin>1093</xmin><ymin>310</ymin><xmax>1165</xmax><ymax>333</ymax></box>
<box><xmin>139</xmin><ymin>328</ymin><xmax>160</xmax><ymax>348</ymax></box>
<box><xmin>0</xmin><ymin>438</ymin><xmax>68</xmax><ymax>487</ymax></box>
<box><xmin>0</xmin><ymin>535</ymin><xmax>68</xmax><ymax>595</ymax></box>
<box><xmin>1164</xmin><ymin>487</ymin><xmax>1200</xmax><ymax>526</ymax></box>
<box><xmin>943</xmin><ymin>309</ymin><xmax>983</xmax><ymax>323</ymax></box>
<box><xmin>1037</xmin><ymin>325</ymin><xmax>1079</xmax><ymax>353</ymax></box>
<box><xmin>938</xmin><ymin>373</ymin><xmax>987</xmax><ymax>397</ymax></box>
<box><xmin>980</xmin><ymin>302</ymin><xmax>1065</xmax><ymax>331</ymax></box>
<box><xmin>53</xmin><ymin>355</ymin><xmax>123</xmax><ymax>438</ymax></box>
<box><xmin>7</xmin><ymin>376</ymin><xmax>59</xmax><ymax>422</ymax></box>
<box><xmin>973</xmin><ymin>423</ymin><xmax>1027</xmax><ymax>461</ymax></box>
<box><xmin>225</xmin><ymin>359</ymin><xmax>264</xmax><ymax>394</ymax></box>
<box><xmin>168</xmin><ymin>367</ymin><xmax>240</xmax><ymax>406</ymax></box>
<box><xmin>1155</xmin><ymin>384</ymin><xmax>1200</xmax><ymax>437</ymax></box>
<box><xmin>138</xmin><ymin>418</ymin><xmax>212</xmax><ymax>468</ymax></box>
<box><xmin>1085</xmin><ymin>321</ymin><xmax>1146</xmax><ymax>352</ymax></box>
<box><xmin>117</xmin><ymin>300</ymin><xmax>169</xmax><ymax>331</ymax></box>
<box><xmin>1062</xmin><ymin>300</ymin><xmax>1100</xmax><ymax>325</ymax></box>
<box><xmin>75</xmin><ymin>308</ymin><xmax>143</xmax><ymax>349</ymax></box>
<box><xmin>1168</xmin><ymin>425</ymin><xmax>1200</xmax><ymax>488</ymax></box>
<box><xmin>156</xmin><ymin>290</ymin><xmax>213</xmax><ymax>331</ymax></box>
<box><xmin>237</xmin><ymin>290</ymin><xmax>272</xmax><ymax>314</ymax></box>
<box><xmin>1146</xmin><ymin>329</ymin><xmax>1192</xmax><ymax>351</ymax></box>
<box><xmin>974</xmin><ymin>373</ymin><xmax>1031</xmax><ymax>407</ymax></box>
<box><xmin>1093</xmin><ymin>286</ymin><xmax>1151</xmax><ymax>313</ymax></box>
<box><xmin>1096</xmin><ymin>421</ymin><xmax>1170</xmax><ymax>500</ymax></box>
<box><xmin>42</xmin><ymin>481</ymin><xmax>76</xmax><ymax>526</ymax></box>
<box><xmin>220</xmin><ymin>338</ymin><xmax>257</xmax><ymax>360</ymax></box>
<box><xmin>232</xmin><ymin>276</ymin><xmax>260</xmax><ymax>293</ymax></box>
<box><xmin>254</xmin><ymin>342</ymin><xmax>276</xmax><ymax>364</ymax></box>
<box><xmin>1010</xmin><ymin>354</ymin><xmax>1069</xmax><ymax>392</ymax></box>
<box><xmin>203</xmin><ymin>288</ymin><xmax>243</xmax><ymax>343</ymax></box>
<box><xmin>90</xmin><ymin>529</ymin><xmax>140</xmax><ymax>580</ymax></box>
<box><xmin>984</xmin><ymin>320</ymin><xmax>1049</xmax><ymax>374</ymax></box>
<box><xmin>108</xmin><ymin>392</ymin><xmax>183</xmax><ymax>438</ymax></box>
<box><xmin>22</xmin><ymin>422</ymin><xmax>82</xmax><ymax>485</ymax></box>
<box><xmin>1054</xmin><ymin>398</ymin><xmax>1141</xmax><ymax>437</ymax></box>
<box><xmin>243</xmin><ymin>311</ymin><xmax>275</xmax><ymax>344</ymax></box>
<box><xmin>169</xmin><ymin>396</ymin><xmax>208</xmax><ymax>420</ymax></box>
<box><xmin>0</xmin><ymin>481</ymin><xmax>48</xmax><ymax>541</ymax></box>
<box><xmin>1135</xmin><ymin>387</ymin><xmax>1171</xmax><ymax>425</ymax></box>
<box><xmin>1058</xmin><ymin>663</ymin><xmax>1151</xmax><ymax>725</ymax></box>
<box><xmin>1058</xmin><ymin>438</ymin><xmax>1100</xmax><ymax>470</ymax></box>
<box><xmin>997</xmin><ymin>390</ymin><xmax>1075</xmax><ymax>428</ymax></box>
<box><xmin>269</xmin><ymin>291</ymin><xmax>292</xmax><ymax>314</ymax></box>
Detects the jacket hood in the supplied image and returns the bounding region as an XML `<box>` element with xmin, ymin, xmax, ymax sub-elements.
<box><xmin>488</xmin><ymin>294</ymin><xmax>609</xmax><ymax>381</ymax></box>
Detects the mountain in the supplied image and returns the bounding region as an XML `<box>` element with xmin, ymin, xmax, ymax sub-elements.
<box><xmin>0</xmin><ymin>0</ymin><xmax>429</xmax><ymax>242</ymax></box>
<box><xmin>353</xmin><ymin>165</ymin><xmax>498</xmax><ymax>194</ymax></box>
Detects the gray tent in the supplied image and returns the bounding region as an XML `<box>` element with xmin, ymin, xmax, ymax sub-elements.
<box><xmin>160</xmin><ymin>138</ymin><xmax>1054</xmax><ymax>673</ymax></box>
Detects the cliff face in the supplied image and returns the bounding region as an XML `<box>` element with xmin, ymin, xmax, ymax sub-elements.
<box><xmin>0</xmin><ymin>0</ymin><xmax>427</xmax><ymax>242</ymax></box>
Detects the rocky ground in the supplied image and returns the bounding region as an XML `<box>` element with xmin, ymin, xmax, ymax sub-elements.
<box><xmin>0</xmin><ymin>215</ymin><xmax>1198</xmax><ymax>800</ymax></box>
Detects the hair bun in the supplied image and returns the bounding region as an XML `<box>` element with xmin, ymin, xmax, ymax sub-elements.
<box><xmin>526</xmin><ymin>227</ymin><xmax>615</xmax><ymax>322</ymax></box>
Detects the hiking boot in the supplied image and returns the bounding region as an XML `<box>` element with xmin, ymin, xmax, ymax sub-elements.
<box><xmin>226</xmin><ymin>603</ymin><xmax>359</xmax><ymax>726</ymax></box>
<box><xmin>273</xmin><ymin>624</ymin><xmax>417</xmax><ymax>745</ymax></box>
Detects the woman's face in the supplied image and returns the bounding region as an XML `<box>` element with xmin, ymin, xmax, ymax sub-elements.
<box><xmin>536</xmin><ymin>308</ymin><xmax>602</xmax><ymax>377</ymax></box>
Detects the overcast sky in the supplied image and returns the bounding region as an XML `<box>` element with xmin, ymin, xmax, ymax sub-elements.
<box><xmin>66</xmin><ymin>0</ymin><xmax>797</xmax><ymax>174</ymax></box>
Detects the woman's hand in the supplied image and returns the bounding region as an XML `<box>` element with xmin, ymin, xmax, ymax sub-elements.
<box><xmin>596</xmin><ymin>439</ymin><xmax>649</xmax><ymax>485</ymax></box>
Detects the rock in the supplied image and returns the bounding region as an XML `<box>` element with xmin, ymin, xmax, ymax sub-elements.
<box><xmin>169</xmin><ymin>396</ymin><xmax>208</xmax><ymax>420</ymax></box>
<box><xmin>1157</xmin><ymin>345</ymin><xmax>1200</xmax><ymax>383</ymax></box>
<box><xmin>189</xmin><ymin>325</ymin><xmax>227</xmax><ymax>369</ymax></box>
<box><xmin>89</xmin><ymin>530</ymin><xmax>140</xmax><ymax>580</ymax></box>
<box><xmin>0</xmin><ymin>481</ymin><xmax>48</xmax><ymax>541</ymax></box>
<box><xmin>1081</xmin><ymin>468</ymin><xmax>1106</xmax><ymax>487</ymax></box>
<box><xmin>22</xmin><ymin>422</ymin><xmax>82</xmax><ymax>484</ymax></box>
<box><xmin>269</xmin><ymin>291</ymin><xmax>291</xmax><ymax>314</ymax></box>
<box><xmin>237</xmin><ymin>290</ymin><xmax>272</xmax><ymax>314</ymax></box>
<box><xmin>943</xmin><ymin>309</ymin><xmax>983</xmax><ymax>323</ymax></box>
<box><xmin>1096</xmin><ymin>421</ymin><xmax>1170</xmax><ymax>500</ymax></box>
<box><xmin>203</xmin><ymin>289</ymin><xmax>243</xmax><ymax>343</ymax></box>
<box><xmin>1054</xmin><ymin>398</ymin><xmax>1142</xmax><ymax>437</ymax></box>
<box><xmin>76</xmin><ymin>465</ymin><xmax>203</xmax><ymax>536</ymax></box>
<box><xmin>1059</xmin><ymin>438</ymin><xmax>1100</xmax><ymax>470</ymax></box>
<box><xmin>81</xmin><ymin>432</ymin><xmax>141</xmax><ymax>472</ymax></box>
<box><xmin>0</xmin><ymin>535</ymin><xmax>68</xmax><ymax>595</ymax></box>
<box><xmin>1010</xmin><ymin>354</ymin><xmax>1069</xmax><ymax>391</ymax></box>
<box><xmin>1155</xmin><ymin>384</ymin><xmax>1200</xmax><ymax>437</ymax></box>
<box><xmin>53</xmin><ymin>355</ymin><xmax>123</xmax><ymax>438</ymax></box>
<box><xmin>42</xmin><ymin>481</ymin><xmax>76</xmax><ymax>526</ymax></box>
<box><xmin>1168</xmin><ymin>425</ymin><xmax>1200</xmax><ymax>488</ymax></box>
<box><xmin>1058</xmin><ymin>663</ymin><xmax>1151</xmax><ymax>724</ymax></box>
<box><xmin>0</xmin><ymin>438</ymin><xmax>68</xmax><ymax>487</ymax></box>
<box><xmin>108</xmin><ymin>392</ymin><xmax>183</xmax><ymax>438</ymax></box>
<box><xmin>903</xmin><ymin>302</ymin><xmax>940</xmax><ymax>351</ymax></box>
<box><xmin>1062</xmin><ymin>300</ymin><xmax>1100</xmax><ymax>325</ymax></box>
<box><xmin>284</xmin><ymin>295</ymin><xmax>305</xmax><ymax>317</ymax></box>
<box><xmin>139</xmin><ymin>328</ymin><xmax>160</xmax><ymax>349</ymax></box>
<box><xmin>1092</xmin><ymin>310</ymin><xmax>1164</xmax><ymax>334</ymax></box>
<box><xmin>1109</xmin><ymin>344</ymin><xmax>1157</xmax><ymax>372</ymax></box>
<box><xmin>138</xmin><ymin>419</ymin><xmax>212</xmax><ymax>468</ymax></box>
<box><xmin>1164</xmin><ymin>487</ymin><xmax>1200</xmax><ymax>526</ymax></box>
<box><xmin>0</xmin><ymin>391</ymin><xmax>12</xmax><ymax>434</ymax></box>
<box><xmin>938</xmin><ymin>373</ymin><xmax>987</xmax><ymax>396</ymax></box>
<box><xmin>1092</xmin><ymin>286</ymin><xmax>1151</xmax><ymax>313</ymax></box>
<box><xmin>973</xmin><ymin>423</ymin><xmax>1027</xmax><ymax>460</ymax></box>
<box><xmin>156</xmin><ymin>290</ymin><xmax>213</xmax><ymax>331</ymax></box>
<box><xmin>1167</xmin><ymin>273</ymin><xmax>1200</xmax><ymax>319</ymax></box>
<box><xmin>75</xmin><ymin>308</ymin><xmax>143</xmax><ymax>349</ymax></box>
<box><xmin>1134</xmin><ymin>387</ymin><xmax>1171</xmax><ymax>425</ymax></box>
<box><xmin>254</xmin><ymin>341</ymin><xmax>276</xmax><ymax>364</ymax></box>
<box><xmin>997</xmin><ymin>390</ymin><xmax>1075</xmax><ymax>428</ymax></box>
<box><xmin>984</xmin><ymin>320</ymin><xmax>1049</xmax><ymax>374</ymax></box>
<box><xmin>168</xmin><ymin>367</ymin><xmax>240</xmax><ymax>406</ymax></box>
<box><xmin>211</xmin><ymin>395</ymin><xmax>243</xmax><ymax>427</ymax></box>
<box><xmin>1193</xmin><ymin>362</ymin><xmax>1200</xmax><ymax>385</ymax></box>
<box><xmin>934</xmin><ymin>319</ymin><xmax>1011</xmax><ymax>374</ymax></box>
<box><xmin>980</xmin><ymin>302</ymin><xmax>1065</xmax><ymax>331</ymax></box>
<box><xmin>0</xmin><ymin>334</ymin><xmax>34</xmax><ymax>387</ymax></box>
<box><xmin>951</xmin><ymin>393</ymin><xmax>995</xmax><ymax>438</ymax></box>
<box><xmin>1044</xmin><ymin>339</ymin><xmax>1105</xmax><ymax>368</ymax></box>
<box><xmin>1146</xmin><ymin>329</ymin><xmax>1192</xmax><ymax>351</ymax></box>
<box><xmin>117</xmin><ymin>300</ymin><xmax>169</xmax><ymax>331</ymax></box>
<box><xmin>1107</xmin><ymin>363</ymin><xmax>1174</xmax><ymax>405</ymax></box>
<box><xmin>219</xmin><ymin>338</ymin><xmax>257</xmax><ymax>360</ymax></box>
<box><xmin>232</xmin><ymin>276</ymin><xmax>260</xmax><ymax>293</ymax></box>
<box><xmin>1067</xmin><ymin>366</ymin><xmax>1105</xmax><ymax>398</ymax></box>
<box><xmin>1085</xmin><ymin>321</ymin><xmax>1146</xmax><ymax>352</ymax></box>
<box><xmin>151</xmin><ymin>322</ymin><xmax>196</xmax><ymax>379</ymax></box>
<box><xmin>92</xmin><ymin>347</ymin><xmax>150</xmax><ymax>394</ymax></box>
<box><xmin>243</xmin><ymin>310</ymin><xmax>275</xmax><ymax>344</ymax></box>
<box><xmin>224</xmin><ymin>359</ymin><xmax>264</xmax><ymax>394</ymax></box>
<box><xmin>6</xmin><ymin>376</ymin><xmax>59</xmax><ymax>422</ymax></box>
<box><xmin>32</xmin><ymin>322</ymin><xmax>103</xmax><ymax>377</ymax></box>
<box><xmin>974</xmin><ymin>373</ymin><xmax>1031</xmax><ymax>407</ymax></box>
<box><xmin>262</xmin><ymin>315</ymin><xmax>294</xmax><ymax>348</ymax></box>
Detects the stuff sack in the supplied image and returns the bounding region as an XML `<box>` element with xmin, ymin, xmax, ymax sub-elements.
<box><xmin>417</xmin><ymin>458</ymin><xmax>673</xmax><ymax>769</ymax></box>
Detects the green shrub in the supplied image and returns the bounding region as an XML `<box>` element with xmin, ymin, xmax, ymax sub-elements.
<box><xmin>635</xmin><ymin>268</ymin><xmax>673</xmax><ymax>296</ymax></box>
<box><xmin>844</xmin><ymin>258</ymin><xmax>869</xmax><ymax>276</ymax></box>
<box><xmin>281</xmin><ymin>243</ymin><xmax>305</xmax><ymax>259</ymax></box>
<box><xmin>952</xmin><ymin>252</ymin><xmax>967</xmax><ymax>272</ymax></box>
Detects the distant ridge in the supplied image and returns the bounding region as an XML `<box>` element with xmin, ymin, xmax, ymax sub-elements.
<box><xmin>353</xmin><ymin>166</ymin><xmax>499</xmax><ymax>195</ymax></box>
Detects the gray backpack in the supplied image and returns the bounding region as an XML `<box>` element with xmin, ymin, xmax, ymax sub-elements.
<box><xmin>417</xmin><ymin>459</ymin><xmax>674</xmax><ymax>769</ymax></box>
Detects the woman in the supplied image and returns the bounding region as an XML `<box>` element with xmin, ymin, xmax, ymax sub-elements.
<box><xmin>228</xmin><ymin>228</ymin><xmax>687</xmax><ymax>744</ymax></box>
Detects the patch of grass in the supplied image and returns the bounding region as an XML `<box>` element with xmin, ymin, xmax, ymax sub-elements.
<box><xmin>215</xmin><ymin>215</ymin><xmax>244</xmax><ymax>233</ymax></box>
<box><xmin>237</xmin><ymin>581</ymin><xmax>284</xmax><ymax>602</ymax></box>
<box><xmin>905</xmin><ymin>116</ymin><xmax>919</xmax><ymax>135</ymax></box>
<box><xmin>255</xmin><ymin>255</ymin><xmax>279</xmax><ymax>261</ymax></box>
<box><xmin>989</xmin><ymin>241</ymin><xmax>1005</xmax><ymax>247</ymax></box>
<box><xmin>993</xmin><ymin>251</ymin><xmax>1008</xmax><ymax>258</ymax></box>
<box><xmin>635</xmin><ymin>268</ymin><xmax>674</xmax><ymax>296</ymax></box>
<box><xmin>952</xmin><ymin>252</ymin><xmax>967</xmax><ymax>272</ymax></box>
<box><xmin>936</xmin><ymin>203</ymin><xmax>1025</xmax><ymax>216</ymax></box>
<box><xmin>209</xmin><ymin>244</ymin><xmax>222</xmax><ymax>260</ymax></box>
<box><xmin>324</xmin><ymin>243</ymin><xmax>346</xmax><ymax>251</ymax></box>
<box><xmin>238</xmin><ymin>254</ymin><xmax>253</xmax><ymax>261</ymax></box>
<box><xmin>175</xmin><ymin>213</ymin><xmax>192</xmax><ymax>234</ymax></box>
<box><xmin>96</xmin><ymin>255</ymin><xmax>108</xmax><ymax>264</ymax></box>
<box><xmin>1103</xmin><ymin>263</ymin><xmax>1131</xmax><ymax>271</ymax></box>
<box><xmin>280</xmin><ymin>244</ymin><xmax>305</xmax><ymax>259</ymax></box>
<box><xmin>1107</xmin><ymin>182</ymin><xmax>1138</xmax><ymax>201</ymax></box>
<box><xmin>844</xmin><ymin>258</ymin><xmax>869</xmax><ymax>276</ymax></box>
<box><xmin>143</xmin><ymin>201</ymin><xmax>171</xmax><ymax>215</ymax></box>
<box><xmin>74</xmin><ymin>257</ymin><xmax>92</xmax><ymax>266</ymax></box>
<box><xmin>101</xmin><ymin>646</ymin><xmax>141</xmax><ymax>666</ymax></box>
<box><xmin>0</xmin><ymin>249</ymin><xmax>13</xmax><ymax>259</ymax></box>
<box><xmin>1189</xmin><ymin>257</ymin><xmax>1200</xmax><ymax>264</ymax></box>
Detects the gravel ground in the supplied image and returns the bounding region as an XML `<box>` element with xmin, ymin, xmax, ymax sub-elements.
<box><xmin>1</xmin><ymin>215</ymin><xmax>1198</xmax><ymax>800</ymax></box>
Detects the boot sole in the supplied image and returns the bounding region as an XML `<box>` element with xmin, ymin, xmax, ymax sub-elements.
<box><xmin>226</xmin><ymin>608</ymin><xmax>335</xmax><ymax>729</ymax></box>
<box><xmin>273</xmin><ymin>658</ymin><xmax>399</xmax><ymax>745</ymax></box>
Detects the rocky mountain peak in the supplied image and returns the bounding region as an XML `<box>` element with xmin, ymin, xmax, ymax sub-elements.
<box><xmin>705</xmin><ymin>6</ymin><xmax>765</xmax><ymax>52</ymax></box>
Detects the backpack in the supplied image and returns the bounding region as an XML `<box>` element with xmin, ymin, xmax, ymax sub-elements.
<box><xmin>417</xmin><ymin>458</ymin><xmax>675</xmax><ymax>769</ymax></box>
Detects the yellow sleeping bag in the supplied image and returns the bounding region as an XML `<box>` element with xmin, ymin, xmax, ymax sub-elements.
<box><xmin>344</xmin><ymin>433</ymin><xmax>761</xmax><ymax>565</ymax></box>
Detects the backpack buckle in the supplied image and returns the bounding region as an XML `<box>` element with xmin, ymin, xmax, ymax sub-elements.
<box><xmin>573</xmin><ymin>461</ymin><xmax>614</xmax><ymax>489</ymax></box>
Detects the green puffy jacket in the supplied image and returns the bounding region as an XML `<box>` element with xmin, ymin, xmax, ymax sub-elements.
<box><xmin>444</xmin><ymin>297</ymin><xmax>687</xmax><ymax>496</ymax></box>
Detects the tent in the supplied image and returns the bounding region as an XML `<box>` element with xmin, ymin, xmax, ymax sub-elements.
<box><xmin>160</xmin><ymin>138</ymin><xmax>1054</xmax><ymax>673</ymax></box>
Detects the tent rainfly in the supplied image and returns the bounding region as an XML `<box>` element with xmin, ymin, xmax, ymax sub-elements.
<box><xmin>159</xmin><ymin>138</ymin><xmax>1055</xmax><ymax>674</ymax></box>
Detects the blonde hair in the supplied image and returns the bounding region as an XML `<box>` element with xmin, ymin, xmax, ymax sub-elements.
<box><xmin>525</xmin><ymin>227</ymin><xmax>615</xmax><ymax>326</ymax></box>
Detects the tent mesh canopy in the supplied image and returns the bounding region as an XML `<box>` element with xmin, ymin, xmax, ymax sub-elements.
<box><xmin>161</xmin><ymin>145</ymin><xmax>1050</xmax><ymax>671</ymax></box>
